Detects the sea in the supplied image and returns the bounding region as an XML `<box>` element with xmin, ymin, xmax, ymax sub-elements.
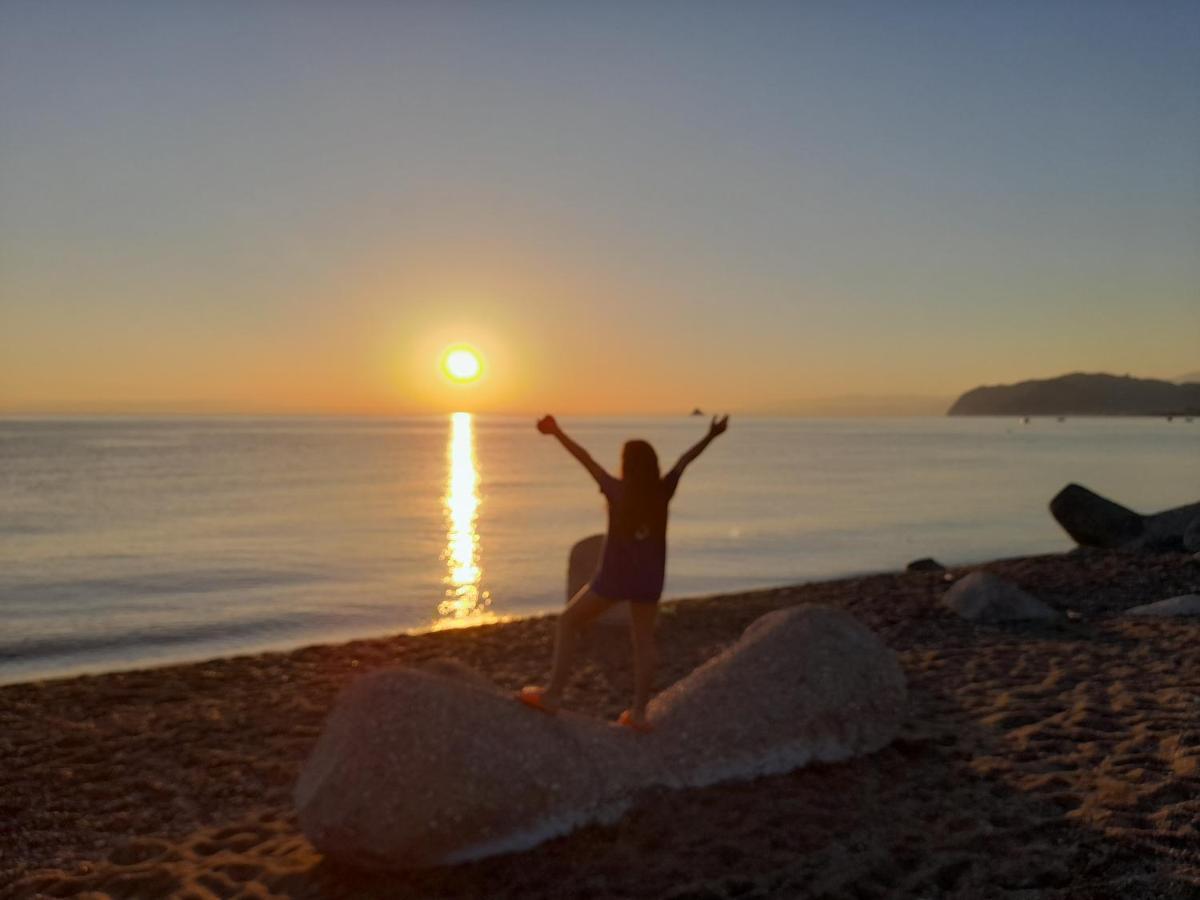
<box><xmin>1</xmin><ymin>415</ymin><xmax>1196</xmax><ymax>684</ymax></box>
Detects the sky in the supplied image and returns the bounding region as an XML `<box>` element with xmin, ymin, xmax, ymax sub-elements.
<box><xmin>1</xmin><ymin>1</ymin><xmax>1197</xmax><ymax>416</ymax></box>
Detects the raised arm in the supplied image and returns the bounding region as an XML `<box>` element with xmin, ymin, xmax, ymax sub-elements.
<box><xmin>669</xmin><ymin>415</ymin><xmax>729</xmax><ymax>479</ymax></box>
<box><xmin>537</xmin><ymin>415</ymin><xmax>611</xmax><ymax>485</ymax></box>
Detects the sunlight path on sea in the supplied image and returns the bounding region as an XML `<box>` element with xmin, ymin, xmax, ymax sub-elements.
<box><xmin>434</xmin><ymin>412</ymin><xmax>496</xmax><ymax>630</ymax></box>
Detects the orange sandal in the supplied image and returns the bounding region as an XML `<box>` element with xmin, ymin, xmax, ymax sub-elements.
<box><xmin>516</xmin><ymin>686</ymin><xmax>559</xmax><ymax>716</ymax></box>
<box><xmin>617</xmin><ymin>710</ymin><xmax>654</xmax><ymax>734</ymax></box>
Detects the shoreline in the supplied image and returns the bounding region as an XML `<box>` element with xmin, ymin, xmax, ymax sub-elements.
<box><xmin>4</xmin><ymin>548</ymin><xmax>1199</xmax><ymax>897</ymax></box>
<box><xmin>0</xmin><ymin>553</ymin><xmax>1070</xmax><ymax>690</ymax></box>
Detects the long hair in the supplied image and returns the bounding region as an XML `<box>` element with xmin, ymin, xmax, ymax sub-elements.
<box><xmin>618</xmin><ymin>440</ymin><xmax>667</xmax><ymax>539</ymax></box>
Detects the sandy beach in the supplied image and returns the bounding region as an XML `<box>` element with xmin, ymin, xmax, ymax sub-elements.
<box><xmin>3</xmin><ymin>549</ymin><xmax>1199</xmax><ymax>899</ymax></box>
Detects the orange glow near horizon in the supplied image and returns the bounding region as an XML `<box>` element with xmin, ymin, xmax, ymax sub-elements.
<box><xmin>433</xmin><ymin>412</ymin><xmax>496</xmax><ymax>629</ymax></box>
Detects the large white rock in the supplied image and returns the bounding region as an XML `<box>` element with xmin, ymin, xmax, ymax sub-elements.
<box><xmin>1126</xmin><ymin>594</ymin><xmax>1200</xmax><ymax>617</ymax></box>
<box><xmin>941</xmin><ymin>571</ymin><xmax>1060</xmax><ymax>622</ymax></box>
<box><xmin>295</xmin><ymin>606</ymin><xmax>906</xmax><ymax>870</ymax></box>
<box><xmin>294</xmin><ymin>667</ymin><xmax>653</xmax><ymax>870</ymax></box>
<box><xmin>648</xmin><ymin>606</ymin><xmax>907</xmax><ymax>788</ymax></box>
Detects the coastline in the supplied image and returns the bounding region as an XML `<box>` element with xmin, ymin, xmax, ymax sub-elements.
<box><xmin>4</xmin><ymin>549</ymin><xmax>1199</xmax><ymax>898</ymax></box>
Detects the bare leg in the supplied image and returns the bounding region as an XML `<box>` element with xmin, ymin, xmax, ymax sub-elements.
<box><xmin>627</xmin><ymin>601</ymin><xmax>659</xmax><ymax>723</ymax></box>
<box><xmin>541</xmin><ymin>586</ymin><xmax>615</xmax><ymax>709</ymax></box>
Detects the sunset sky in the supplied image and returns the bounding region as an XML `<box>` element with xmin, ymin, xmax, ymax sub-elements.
<box><xmin>2</xmin><ymin>1</ymin><xmax>1197</xmax><ymax>416</ymax></box>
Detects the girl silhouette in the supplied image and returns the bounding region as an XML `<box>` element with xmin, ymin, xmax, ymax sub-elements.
<box><xmin>518</xmin><ymin>413</ymin><xmax>729</xmax><ymax>731</ymax></box>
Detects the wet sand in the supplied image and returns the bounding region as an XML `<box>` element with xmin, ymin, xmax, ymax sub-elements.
<box><xmin>3</xmin><ymin>550</ymin><xmax>1199</xmax><ymax>898</ymax></box>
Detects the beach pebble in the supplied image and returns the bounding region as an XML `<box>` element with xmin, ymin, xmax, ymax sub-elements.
<box><xmin>1126</xmin><ymin>594</ymin><xmax>1200</xmax><ymax>617</ymax></box>
<box><xmin>941</xmin><ymin>571</ymin><xmax>1060</xmax><ymax>623</ymax></box>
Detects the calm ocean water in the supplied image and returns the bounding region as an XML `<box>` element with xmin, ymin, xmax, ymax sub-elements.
<box><xmin>1</xmin><ymin>415</ymin><xmax>1196</xmax><ymax>684</ymax></box>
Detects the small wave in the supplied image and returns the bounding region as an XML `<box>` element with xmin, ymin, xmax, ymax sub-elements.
<box><xmin>0</xmin><ymin>617</ymin><xmax>275</xmax><ymax>664</ymax></box>
<box><xmin>0</xmin><ymin>567</ymin><xmax>324</xmax><ymax>604</ymax></box>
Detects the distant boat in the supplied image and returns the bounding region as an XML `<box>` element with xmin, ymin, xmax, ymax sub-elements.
<box><xmin>690</xmin><ymin>408</ymin><xmax>704</xmax><ymax>416</ymax></box>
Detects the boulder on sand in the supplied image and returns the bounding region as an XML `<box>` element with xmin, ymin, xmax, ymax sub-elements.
<box><xmin>566</xmin><ymin>534</ymin><xmax>630</xmax><ymax>678</ymax></box>
<box><xmin>1184</xmin><ymin>518</ymin><xmax>1200</xmax><ymax>553</ymax></box>
<box><xmin>648</xmin><ymin>606</ymin><xmax>907</xmax><ymax>787</ymax></box>
<box><xmin>294</xmin><ymin>667</ymin><xmax>650</xmax><ymax>870</ymax></box>
<box><xmin>1126</xmin><ymin>594</ymin><xmax>1200</xmax><ymax>618</ymax></box>
<box><xmin>906</xmin><ymin>557</ymin><xmax>945</xmax><ymax>573</ymax></box>
<box><xmin>567</xmin><ymin>533</ymin><xmax>628</xmax><ymax>626</ymax></box>
<box><xmin>295</xmin><ymin>606</ymin><xmax>906</xmax><ymax>870</ymax></box>
<box><xmin>566</xmin><ymin>533</ymin><xmax>606</xmax><ymax>600</ymax></box>
<box><xmin>1049</xmin><ymin>483</ymin><xmax>1200</xmax><ymax>551</ymax></box>
<box><xmin>941</xmin><ymin>571</ymin><xmax>1059</xmax><ymax>622</ymax></box>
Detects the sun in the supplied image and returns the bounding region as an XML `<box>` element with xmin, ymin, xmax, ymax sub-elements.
<box><xmin>441</xmin><ymin>345</ymin><xmax>483</xmax><ymax>383</ymax></box>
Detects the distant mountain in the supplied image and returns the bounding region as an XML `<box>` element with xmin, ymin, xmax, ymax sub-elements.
<box><xmin>948</xmin><ymin>373</ymin><xmax>1200</xmax><ymax>416</ymax></box>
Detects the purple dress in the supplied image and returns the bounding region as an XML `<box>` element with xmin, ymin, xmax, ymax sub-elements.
<box><xmin>589</xmin><ymin>470</ymin><xmax>682</xmax><ymax>603</ymax></box>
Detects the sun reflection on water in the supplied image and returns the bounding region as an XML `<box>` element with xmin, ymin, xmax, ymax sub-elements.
<box><xmin>434</xmin><ymin>412</ymin><xmax>496</xmax><ymax>630</ymax></box>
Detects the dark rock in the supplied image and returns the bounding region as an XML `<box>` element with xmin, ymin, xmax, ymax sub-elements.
<box><xmin>1184</xmin><ymin>517</ymin><xmax>1200</xmax><ymax>553</ymax></box>
<box><xmin>1050</xmin><ymin>484</ymin><xmax>1144</xmax><ymax>548</ymax></box>
<box><xmin>906</xmin><ymin>558</ymin><xmax>945</xmax><ymax>572</ymax></box>
<box><xmin>1049</xmin><ymin>483</ymin><xmax>1200</xmax><ymax>551</ymax></box>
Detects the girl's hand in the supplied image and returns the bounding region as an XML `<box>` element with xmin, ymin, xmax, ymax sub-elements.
<box><xmin>537</xmin><ymin>415</ymin><xmax>559</xmax><ymax>435</ymax></box>
<box><xmin>708</xmin><ymin>414</ymin><xmax>729</xmax><ymax>437</ymax></box>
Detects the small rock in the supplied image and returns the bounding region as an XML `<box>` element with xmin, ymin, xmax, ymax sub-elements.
<box><xmin>941</xmin><ymin>571</ymin><xmax>1060</xmax><ymax>622</ymax></box>
<box><xmin>1126</xmin><ymin>594</ymin><xmax>1200</xmax><ymax>617</ymax></box>
<box><xmin>1184</xmin><ymin>517</ymin><xmax>1200</xmax><ymax>553</ymax></box>
<box><xmin>906</xmin><ymin>558</ymin><xmax>945</xmax><ymax>572</ymax></box>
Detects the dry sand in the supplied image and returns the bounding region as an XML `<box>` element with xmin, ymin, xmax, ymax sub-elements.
<box><xmin>3</xmin><ymin>549</ymin><xmax>1199</xmax><ymax>899</ymax></box>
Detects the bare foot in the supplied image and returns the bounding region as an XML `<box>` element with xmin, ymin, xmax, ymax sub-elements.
<box><xmin>617</xmin><ymin>709</ymin><xmax>654</xmax><ymax>733</ymax></box>
<box><xmin>516</xmin><ymin>685</ymin><xmax>560</xmax><ymax>715</ymax></box>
